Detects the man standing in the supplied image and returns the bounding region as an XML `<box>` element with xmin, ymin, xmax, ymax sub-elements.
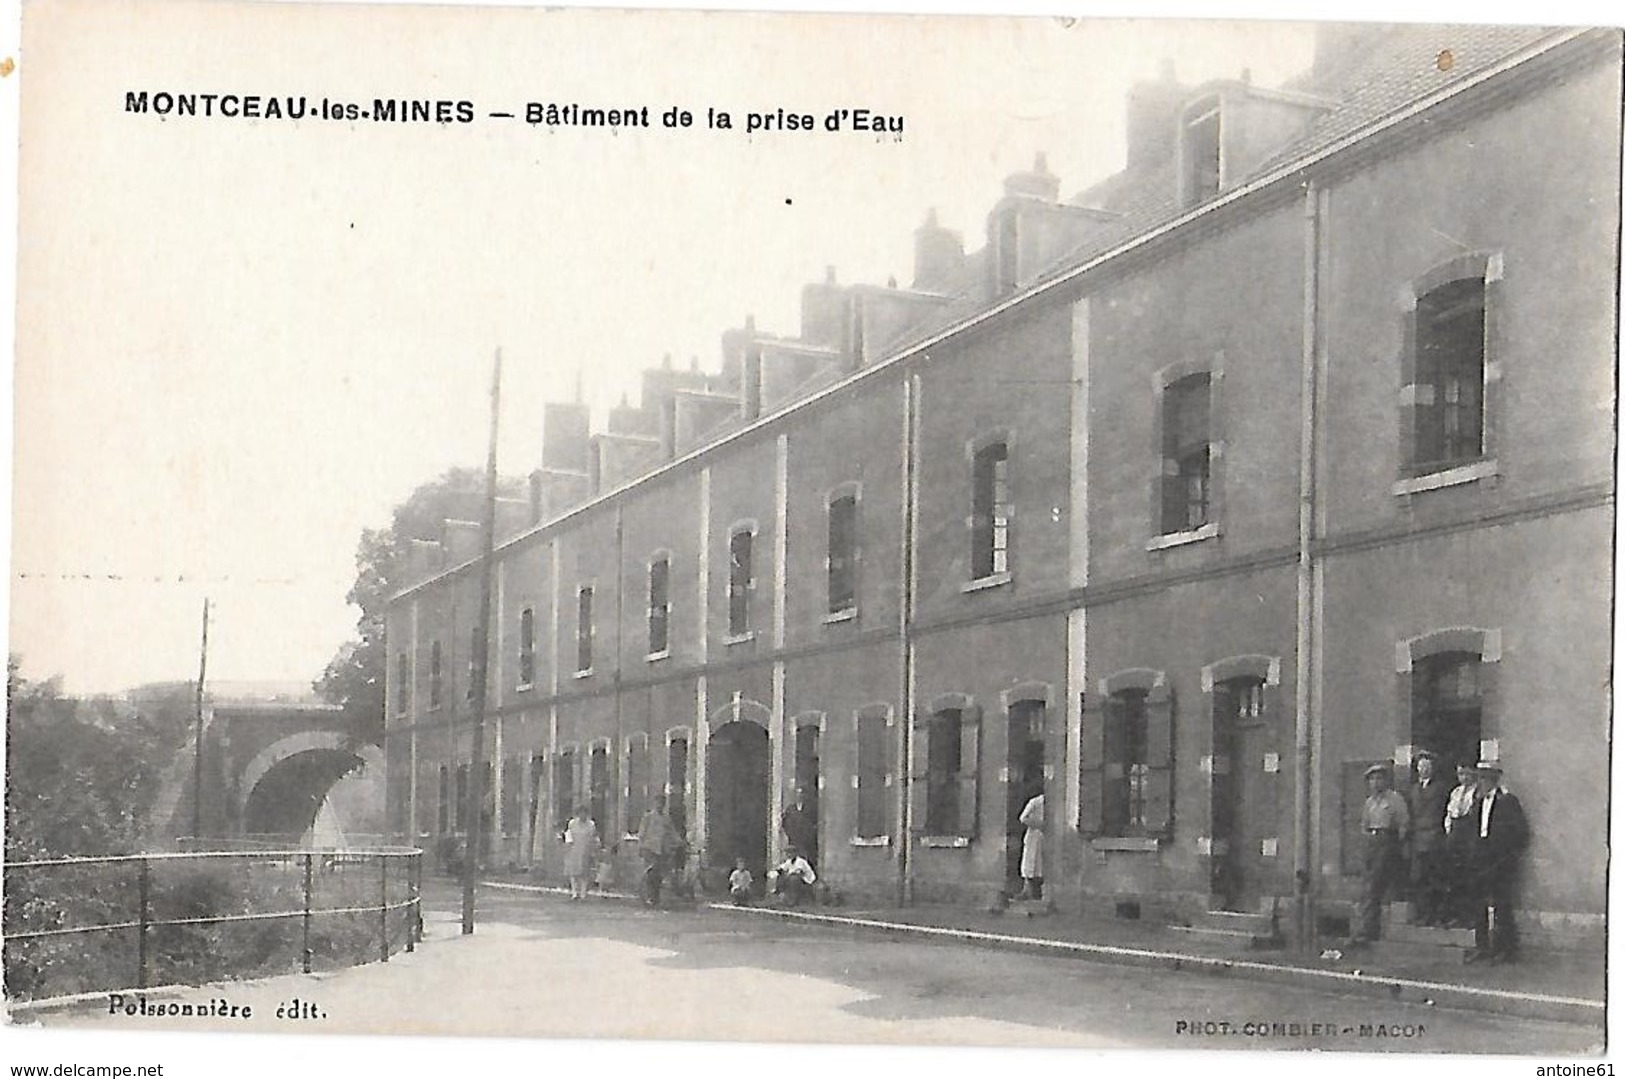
<box><xmin>1407</xmin><ymin>750</ymin><xmax>1451</xmax><ymax>926</ymax></box>
<box><xmin>637</xmin><ymin>795</ymin><xmax>674</xmax><ymax>907</ymax></box>
<box><xmin>1442</xmin><ymin>762</ymin><xmax>1480</xmax><ymax>927</ymax></box>
<box><xmin>1346</xmin><ymin>762</ymin><xmax>1410</xmax><ymax>948</ymax></box>
<box><xmin>1465</xmin><ymin>761</ymin><xmax>1528</xmax><ymax>963</ymax></box>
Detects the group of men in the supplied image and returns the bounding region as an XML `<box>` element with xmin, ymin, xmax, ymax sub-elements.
<box><xmin>1350</xmin><ymin>752</ymin><xmax>1529</xmax><ymax>963</ymax></box>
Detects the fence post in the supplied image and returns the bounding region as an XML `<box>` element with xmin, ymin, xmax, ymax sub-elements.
<box><xmin>136</xmin><ymin>858</ymin><xmax>151</xmax><ymax>990</ymax></box>
<box><xmin>410</xmin><ymin>851</ymin><xmax>423</xmax><ymax>947</ymax></box>
<box><xmin>379</xmin><ymin>855</ymin><xmax>389</xmax><ymax>963</ymax></box>
<box><xmin>302</xmin><ymin>853</ymin><xmax>314</xmax><ymax>975</ymax></box>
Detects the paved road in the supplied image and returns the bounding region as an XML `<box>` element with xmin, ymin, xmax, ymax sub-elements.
<box><xmin>22</xmin><ymin>884</ymin><xmax>1600</xmax><ymax>1055</ymax></box>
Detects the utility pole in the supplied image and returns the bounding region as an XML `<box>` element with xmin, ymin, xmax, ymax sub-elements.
<box><xmin>462</xmin><ymin>349</ymin><xmax>502</xmax><ymax>935</ymax></box>
<box><xmin>191</xmin><ymin>597</ymin><xmax>210</xmax><ymax>843</ymax></box>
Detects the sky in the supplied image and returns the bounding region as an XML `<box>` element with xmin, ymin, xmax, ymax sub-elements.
<box><xmin>8</xmin><ymin>0</ymin><xmax>1334</xmax><ymax>694</ymax></box>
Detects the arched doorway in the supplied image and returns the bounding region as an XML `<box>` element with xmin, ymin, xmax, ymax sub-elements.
<box><xmin>706</xmin><ymin>720</ymin><xmax>770</xmax><ymax>877</ymax></box>
<box><xmin>1006</xmin><ymin>699</ymin><xmax>1046</xmax><ymax>888</ymax></box>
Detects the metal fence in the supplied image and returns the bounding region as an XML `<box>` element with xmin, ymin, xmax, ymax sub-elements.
<box><xmin>3</xmin><ymin>847</ymin><xmax>422</xmax><ymax>1002</ymax></box>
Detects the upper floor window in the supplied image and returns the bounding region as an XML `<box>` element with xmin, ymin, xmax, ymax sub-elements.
<box><xmin>728</xmin><ymin>527</ymin><xmax>755</xmax><ymax>637</ymax></box>
<box><xmin>517</xmin><ymin>607</ymin><xmax>536</xmax><ymax>687</ymax></box>
<box><xmin>971</xmin><ymin>441</ymin><xmax>1010</xmax><ymax>580</ymax></box>
<box><xmin>1160</xmin><ymin>373</ymin><xmax>1212</xmax><ymax>535</ymax></box>
<box><xmin>648</xmin><ymin>556</ymin><xmax>671</xmax><ymax>657</ymax></box>
<box><xmin>576</xmin><ymin>585</ymin><xmax>594</xmax><ymax>674</ymax></box>
<box><xmin>1183</xmin><ymin>97</ymin><xmax>1222</xmax><ymax>205</ymax></box>
<box><xmin>428</xmin><ymin>640</ymin><xmax>443</xmax><ymax>710</ymax></box>
<box><xmin>1413</xmin><ymin>277</ymin><xmax>1487</xmax><ymax>471</ymax></box>
<box><xmin>394</xmin><ymin>651</ymin><xmax>410</xmax><ymax>716</ymax></box>
<box><xmin>827</xmin><ymin>492</ymin><xmax>858</xmax><ymax>615</ymax></box>
<box><xmin>466</xmin><ymin>624</ymin><xmax>481</xmax><ymax>701</ymax></box>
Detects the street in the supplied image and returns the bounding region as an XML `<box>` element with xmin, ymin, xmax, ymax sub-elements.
<box><xmin>25</xmin><ymin>882</ymin><xmax>1600</xmax><ymax>1055</ymax></box>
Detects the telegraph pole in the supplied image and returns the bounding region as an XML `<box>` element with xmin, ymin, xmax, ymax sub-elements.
<box><xmin>462</xmin><ymin>349</ymin><xmax>502</xmax><ymax>934</ymax></box>
<box><xmin>191</xmin><ymin>597</ymin><xmax>210</xmax><ymax>842</ymax></box>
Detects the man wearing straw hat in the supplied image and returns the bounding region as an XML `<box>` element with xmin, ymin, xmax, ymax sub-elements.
<box><xmin>1464</xmin><ymin>759</ymin><xmax>1528</xmax><ymax>963</ymax></box>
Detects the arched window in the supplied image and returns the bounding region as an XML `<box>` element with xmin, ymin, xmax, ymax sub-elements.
<box><xmin>1161</xmin><ymin>373</ymin><xmax>1212</xmax><ymax>534</ymax></box>
<box><xmin>971</xmin><ymin>441</ymin><xmax>1011</xmax><ymax>580</ymax></box>
<box><xmin>647</xmin><ymin>555</ymin><xmax>671</xmax><ymax>657</ymax></box>
<box><xmin>728</xmin><ymin>526</ymin><xmax>755</xmax><ymax>637</ymax></box>
<box><xmin>517</xmin><ymin>608</ymin><xmax>536</xmax><ymax>687</ymax></box>
<box><xmin>428</xmin><ymin>641</ymin><xmax>443</xmax><ymax>710</ymax></box>
<box><xmin>827</xmin><ymin>490</ymin><xmax>858</xmax><ymax>615</ymax></box>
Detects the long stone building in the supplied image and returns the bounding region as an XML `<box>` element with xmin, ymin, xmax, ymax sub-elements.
<box><xmin>383</xmin><ymin>23</ymin><xmax>1620</xmax><ymax>946</ymax></box>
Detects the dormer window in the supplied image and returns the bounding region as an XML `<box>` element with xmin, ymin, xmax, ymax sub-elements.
<box><xmin>1182</xmin><ymin>96</ymin><xmax>1222</xmax><ymax>206</ymax></box>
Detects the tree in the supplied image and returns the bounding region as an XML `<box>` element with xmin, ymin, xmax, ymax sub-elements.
<box><xmin>4</xmin><ymin>659</ymin><xmax>192</xmax><ymax>861</ymax></box>
<box><xmin>316</xmin><ymin>468</ymin><xmax>524</xmax><ymax>746</ymax></box>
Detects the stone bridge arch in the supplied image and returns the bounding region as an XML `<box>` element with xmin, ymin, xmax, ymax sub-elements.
<box><xmin>238</xmin><ymin>732</ymin><xmax>382</xmax><ymax>839</ymax></box>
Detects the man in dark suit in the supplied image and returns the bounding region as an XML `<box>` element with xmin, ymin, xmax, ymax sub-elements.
<box><xmin>1407</xmin><ymin>750</ymin><xmax>1452</xmax><ymax>926</ymax></box>
<box><xmin>1465</xmin><ymin>760</ymin><xmax>1529</xmax><ymax>963</ymax></box>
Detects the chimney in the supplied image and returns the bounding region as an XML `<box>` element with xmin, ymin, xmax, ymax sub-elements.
<box><xmin>799</xmin><ymin>266</ymin><xmax>846</xmax><ymax>348</ymax></box>
<box><xmin>528</xmin><ymin>470</ymin><xmax>545</xmax><ymax>524</ymax></box>
<box><xmin>1125</xmin><ymin>62</ymin><xmax>1186</xmax><ymax>169</ymax></box>
<box><xmin>742</xmin><ymin>342</ymin><xmax>763</xmax><ymax>421</ymax></box>
<box><xmin>913</xmin><ymin>209</ymin><xmax>966</xmax><ymax>294</ymax></box>
<box><xmin>542</xmin><ymin>400</ymin><xmax>591</xmax><ymax>474</ymax></box>
<box><xmin>1002</xmin><ymin>152</ymin><xmax>1060</xmax><ymax>202</ymax></box>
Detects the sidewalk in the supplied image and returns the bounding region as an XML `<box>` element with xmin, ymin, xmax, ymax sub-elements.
<box><xmin>484</xmin><ymin>874</ymin><xmax>1604</xmax><ymax>1026</ymax></box>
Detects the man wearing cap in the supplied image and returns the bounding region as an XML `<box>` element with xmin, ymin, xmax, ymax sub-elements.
<box><xmin>1465</xmin><ymin>760</ymin><xmax>1528</xmax><ymax>963</ymax></box>
<box><xmin>1347</xmin><ymin>762</ymin><xmax>1410</xmax><ymax>948</ymax></box>
<box><xmin>1407</xmin><ymin>750</ymin><xmax>1452</xmax><ymax>927</ymax></box>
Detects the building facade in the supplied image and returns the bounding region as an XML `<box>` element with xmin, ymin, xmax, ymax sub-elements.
<box><xmin>383</xmin><ymin>25</ymin><xmax>1620</xmax><ymax>944</ymax></box>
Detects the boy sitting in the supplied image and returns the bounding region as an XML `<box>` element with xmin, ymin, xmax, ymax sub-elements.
<box><xmin>728</xmin><ymin>859</ymin><xmax>754</xmax><ymax>905</ymax></box>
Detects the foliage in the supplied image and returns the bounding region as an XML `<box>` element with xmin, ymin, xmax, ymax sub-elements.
<box><xmin>4</xmin><ymin>660</ymin><xmax>191</xmax><ymax>862</ymax></box>
<box><xmin>315</xmin><ymin>468</ymin><xmax>523</xmax><ymax>747</ymax></box>
<box><xmin>5</xmin><ymin>853</ymin><xmax>404</xmax><ymax>1001</ymax></box>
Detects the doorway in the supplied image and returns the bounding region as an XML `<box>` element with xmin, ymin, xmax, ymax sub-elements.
<box><xmin>706</xmin><ymin>721</ymin><xmax>770</xmax><ymax>876</ymax></box>
<box><xmin>1210</xmin><ymin>678</ymin><xmax>1267</xmax><ymax>911</ymax></box>
<box><xmin>788</xmin><ymin>721</ymin><xmax>821</xmax><ymax>868</ymax></box>
<box><xmin>1006</xmin><ymin>699</ymin><xmax>1047</xmax><ymax>887</ymax></box>
<box><xmin>1412</xmin><ymin>652</ymin><xmax>1484</xmax><ymax>777</ymax></box>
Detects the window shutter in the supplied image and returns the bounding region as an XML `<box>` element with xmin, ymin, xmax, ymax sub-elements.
<box><xmin>909</xmin><ymin>711</ymin><xmax>931</xmax><ymax>833</ymax></box>
<box><xmin>1206</xmin><ymin>372</ymin><xmax>1225</xmax><ymax>525</ymax></box>
<box><xmin>1481</xmin><ymin>273</ymin><xmax>1502</xmax><ymax>459</ymax></box>
<box><xmin>1398</xmin><ymin>302</ymin><xmax>1421</xmax><ymax>474</ymax></box>
<box><xmin>1078</xmin><ymin>692</ymin><xmax>1107</xmax><ymax>836</ymax></box>
<box><xmin>1141</xmin><ymin>687</ymin><xmax>1176</xmax><ymax>837</ymax></box>
<box><xmin>956</xmin><ymin>709</ymin><xmax>981</xmax><ymax>839</ymax></box>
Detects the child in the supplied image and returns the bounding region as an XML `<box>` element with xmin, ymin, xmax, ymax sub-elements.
<box><xmin>728</xmin><ymin>859</ymin><xmax>754</xmax><ymax>905</ymax></box>
<box><xmin>594</xmin><ymin>841</ymin><xmax>618</xmax><ymax>893</ymax></box>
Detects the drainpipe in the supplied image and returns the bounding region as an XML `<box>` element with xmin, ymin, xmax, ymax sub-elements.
<box><xmin>1293</xmin><ymin>182</ymin><xmax>1324</xmax><ymax>954</ymax></box>
<box><xmin>897</xmin><ymin>372</ymin><xmax>921</xmax><ymax>905</ymax></box>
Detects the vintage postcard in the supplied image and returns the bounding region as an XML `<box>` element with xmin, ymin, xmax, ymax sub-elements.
<box><xmin>3</xmin><ymin>0</ymin><xmax>1620</xmax><ymax>1074</ymax></box>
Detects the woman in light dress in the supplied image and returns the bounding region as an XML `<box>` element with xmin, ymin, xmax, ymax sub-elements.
<box><xmin>1018</xmin><ymin>789</ymin><xmax>1045</xmax><ymax>900</ymax></box>
<box><xmin>563</xmin><ymin>805</ymin><xmax>600</xmax><ymax>900</ymax></box>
